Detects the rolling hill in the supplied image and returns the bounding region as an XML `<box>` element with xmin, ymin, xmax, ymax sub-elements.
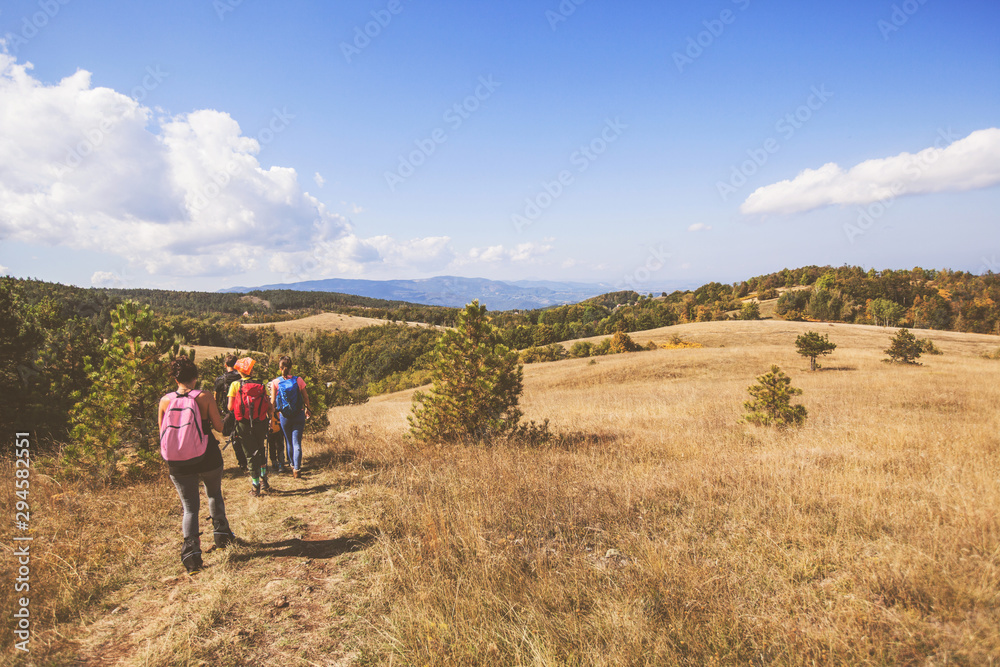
<box><xmin>221</xmin><ymin>276</ymin><xmax>616</xmax><ymax>310</ymax></box>
<box><xmin>12</xmin><ymin>319</ymin><xmax>1000</xmax><ymax>664</ymax></box>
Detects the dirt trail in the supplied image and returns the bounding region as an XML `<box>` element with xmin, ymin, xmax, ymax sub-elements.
<box><xmin>63</xmin><ymin>462</ymin><xmax>376</xmax><ymax>666</ymax></box>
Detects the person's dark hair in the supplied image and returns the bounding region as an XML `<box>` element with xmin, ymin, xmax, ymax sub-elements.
<box><xmin>224</xmin><ymin>354</ymin><xmax>238</xmax><ymax>369</ymax></box>
<box><xmin>279</xmin><ymin>355</ymin><xmax>293</xmax><ymax>376</ymax></box>
<box><xmin>170</xmin><ymin>355</ymin><xmax>199</xmax><ymax>384</ymax></box>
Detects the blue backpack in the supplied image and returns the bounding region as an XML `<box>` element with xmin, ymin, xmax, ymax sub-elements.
<box><xmin>274</xmin><ymin>376</ymin><xmax>303</xmax><ymax>417</ymax></box>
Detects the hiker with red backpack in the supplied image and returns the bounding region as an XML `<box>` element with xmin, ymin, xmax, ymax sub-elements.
<box><xmin>158</xmin><ymin>355</ymin><xmax>237</xmax><ymax>574</ymax></box>
<box><xmin>269</xmin><ymin>356</ymin><xmax>312</xmax><ymax>479</ymax></box>
<box><xmin>227</xmin><ymin>357</ymin><xmax>274</xmax><ymax>497</ymax></box>
<box><xmin>214</xmin><ymin>354</ymin><xmax>248</xmax><ymax>471</ymax></box>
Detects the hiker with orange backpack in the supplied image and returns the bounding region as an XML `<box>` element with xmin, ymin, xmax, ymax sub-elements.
<box><xmin>227</xmin><ymin>357</ymin><xmax>273</xmax><ymax>497</ymax></box>
<box><xmin>269</xmin><ymin>355</ymin><xmax>312</xmax><ymax>479</ymax></box>
<box><xmin>159</xmin><ymin>355</ymin><xmax>237</xmax><ymax>574</ymax></box>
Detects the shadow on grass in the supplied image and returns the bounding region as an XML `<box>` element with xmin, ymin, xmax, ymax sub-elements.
<box><xmin>308</xmin><ymin>447</ymin><xmax>383</xmax><ymax>472</ymax></box>
<box><xmin>266</xmin><ymin>483</ymin><xmax>334</xmax><ymax>497</ymax></box>
<box><xmin>229</xmin><ymin>534</ymin><xmax>374</xmax><ymax>561</ymax></box>
<box><xmin>818</xmin><ymin>365</ymin><xmax>858</xmax><ymax>371</ymax></box>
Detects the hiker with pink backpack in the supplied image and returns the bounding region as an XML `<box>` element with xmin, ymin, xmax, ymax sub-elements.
<box><xmin>269</xmin><ymin>355</ymin><xmax>312</xmax><ymax>479</ymax></box>
<box><xmin>158</xmin><ymin>355</ymin><xmax>237</xmax><ymax>574</ymax></box>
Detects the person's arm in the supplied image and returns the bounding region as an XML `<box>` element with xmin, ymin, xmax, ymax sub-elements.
<box><xmin>158</xmin><ymin>396</ymin><xmax>168</xmax><ymax>430</ymax></box>
<box><xmin>300</xmin><ymin>381</ymin><xmax>311</xmax><ymax>418</ymax></box>
<box><xmin>200</xmin><ymin>392</ymin><xmax>224</xmax><ymax>433</ymax></box>
<box><xmin>268</xmin><ymin>381</ymin><xmax>276</xmax><ymax>421</ymax></box>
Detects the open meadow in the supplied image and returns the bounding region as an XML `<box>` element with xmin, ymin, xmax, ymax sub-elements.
<box><xmin>243</xmin><ymin>312</ymin><xmax>443</xmax><ymax>335</ymax></box>
<box><xmin>3</xmin><ymin>320</ymin><xmax>998</xmax><ymax>665</ymax></box>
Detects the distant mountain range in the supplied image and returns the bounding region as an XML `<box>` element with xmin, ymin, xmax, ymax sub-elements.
<box><xmin>219</xmin><ymin>276</ymin><xmax>618</xmax><ymax>310</ymax></box>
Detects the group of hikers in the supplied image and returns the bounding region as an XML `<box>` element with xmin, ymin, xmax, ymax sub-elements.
<box><xmin>157</xmin><ymin>353</ymin><xmax>313</xmax><ymax>573</ymax></box>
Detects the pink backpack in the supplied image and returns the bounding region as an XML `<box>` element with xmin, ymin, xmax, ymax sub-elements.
<box><xmin>159</xmin><ymin>389</ymin><xmax>209</xmax><ymax>463</ymax></box>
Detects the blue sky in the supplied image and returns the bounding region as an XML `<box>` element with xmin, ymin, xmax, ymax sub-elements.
<box><xmin>0</xmin><ymin>0</ymin><xmax>997</xmax><ymax>292</ymax></box>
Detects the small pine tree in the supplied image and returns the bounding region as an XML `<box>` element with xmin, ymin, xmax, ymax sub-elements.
<box><xmin>795</xmin><ymin>331</ymin><xmax>837</xmax><ymax>370</ymax></box>
<box><xmin>68</xmin><ymin>301</ymin><xmax>173</xmax><ymax>479</ymax></box>
<box><xmin>409</xmin><ymin>301</ymin><xmax>523</xmax><ymax>443</ymax></box>
<box><xmin>884</xmin><ymin>328</ymin><xmax>922</xmax><ymax>364</ymax></box>
<box><xmin>743</xmin><ymin>365</ymin><xmax>807</xmax><ymax>428</ymax></box>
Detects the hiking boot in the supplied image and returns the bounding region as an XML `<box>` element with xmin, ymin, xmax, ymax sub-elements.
<box><xmin>181</xmin><ymin>537</ymin><xmax>203</xmax><ymax>574</ymax></box>
<box><xmin>249</xmin><ymin>483</ymin><xmax>261</xmax><ymax>498</ymax></box>
<box><xmin>212</xmin><ymin>517</ymin><xmax>236</xmax><ymax>549</ymax></box>
<box><xmin>292</xmin><ymin>469</ymin><xmax>300</xmax><ymax>479</ymax></box>
<box><xmin>261</xmin><ymin>477</ymin><xmax>271</xmax><ymax>493</ymax></box>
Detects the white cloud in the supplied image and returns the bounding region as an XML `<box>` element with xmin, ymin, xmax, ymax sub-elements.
<box><xmin>0</xmin><ymin>55</ymin><xmax>444</xmax><ymax>280</ymax></box>
<box><xmin>687</xmin><ymin>223</ymin><xmax>712</xmax><ymax>232</ymax></box>
<box><xmin>0</xmin><ymin>264</ymin><xmax>8</xmax><ymax>274</ymax></box>
<box><xmin>464</xmin><ymin>242</ymin><xmax>553</xmax><ymax>265</ymax></box>
<box><xmin>90</xmin><ymin>271</ymin><xmax>123</xmax><ymax>287</ymax></box>
<box><xmin>313</xmin><ymin>172</ymin><xmax>325</xmax><ymax>188</ymax></box>
<box><xmin>741</xmin><ymin>128</ymin><xmax>1000</xmax><ymax>216</ymax></box>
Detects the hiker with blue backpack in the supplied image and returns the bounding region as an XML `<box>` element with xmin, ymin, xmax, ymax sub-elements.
<box><xmin>158</xmin><ymin>355</ymin><xmax>237</xmax><ymax>574</ymax></box>
<box><xmin>228</xmin><ymin>357</ymin><xmax>274</xmax><ymax>497</ymax></box>
<box><xmin>269</xmin><ymin>355</ymin><xmax>312</xmax><ymax>479</ymax></box>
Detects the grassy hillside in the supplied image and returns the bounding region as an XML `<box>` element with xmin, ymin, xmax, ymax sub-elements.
<box><xmin>243</xmin><ymin>311</ymin><xmax>443</xmax><ymax>335</ymax></box>
<box><xmin>5</xmin><ymin>320</ymin><xmax>999</xmax><ymax>664</ymax></box>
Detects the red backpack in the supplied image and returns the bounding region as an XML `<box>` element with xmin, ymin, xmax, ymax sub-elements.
<box><xmin>232</xmin><ymin>380</ymin><xmax>270</xmax><ymax>422</ymax></box>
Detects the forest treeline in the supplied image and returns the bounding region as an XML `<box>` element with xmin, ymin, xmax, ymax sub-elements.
<box><xmin>3</xmin><ymin>265</ymin><xmax>997</xmax><ymax>456</ymax></box>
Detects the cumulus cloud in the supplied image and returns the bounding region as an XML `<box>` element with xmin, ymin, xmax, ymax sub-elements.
<box><xmin>0</xmin><ymin>55</ymin><xmax>445</xmax><ymax>280</ymax></box>
<box><xmin>464</xmin><ymin>242</ymin><xmax>553</xmax><ymax>264</ymax></box>
<box><xmin>91</xmin><ymin>271</ymin><xmax>123</xmax><ymax>287</ymax></box>
<box><xmin>313</xmin><ymin>172</ymin><xmax>325</xmax><ymax>188</ymax></box>
<box><xmin>687</xmin><ymin>223</ymin><xmax>712</xmax><ymax>232</ymax></box>
<box><xmin>741</xmin><ymin>128</ymin><xmax>1000</xmax><ymax>215</ymax></box>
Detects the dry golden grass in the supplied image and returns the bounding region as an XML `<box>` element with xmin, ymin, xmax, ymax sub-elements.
<box><xmin>4</xmin><ymin>319</ymin><xmax>999</xmax><ymax>665</ymax></box>
<box><xmin>184</xmin><ymin>345</ymin><xmax>257</xmax><ymax>361</ymax></box>
<box><xmin>242</xmin><ymin>312</ymin><xmax>442</xmax><ymax>335</ymax></box>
